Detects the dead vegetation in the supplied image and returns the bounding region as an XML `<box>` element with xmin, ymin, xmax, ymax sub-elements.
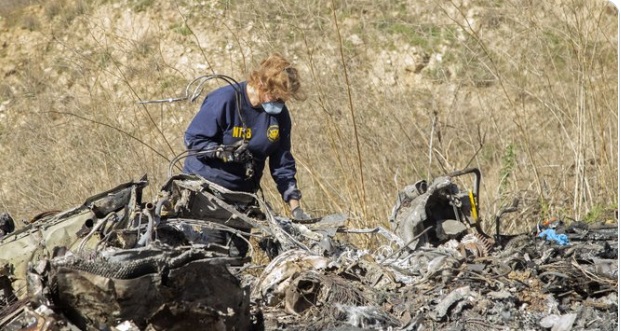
<box><xmin>0</xmin><ymin>0</ymin><xmax>617</xmax><ymax>242</ymax></box>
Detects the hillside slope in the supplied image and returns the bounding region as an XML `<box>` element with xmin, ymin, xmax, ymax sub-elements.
<box><xmin>0</xmin><ymin>0</ymin><xmax>617</xmax><ymax>231</ymax></box>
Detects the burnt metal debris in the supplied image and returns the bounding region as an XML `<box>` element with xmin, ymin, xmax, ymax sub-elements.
<box><xmin>0</xmin><ymin>169</ymin><xmax>617</xmax><ymax>330</ymax></box>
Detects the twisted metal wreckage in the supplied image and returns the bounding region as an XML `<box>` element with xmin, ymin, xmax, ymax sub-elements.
<box><xmin>0</xmin><ymin>168</ymin><xmax>617</xmax><ymax>331</ymax></box>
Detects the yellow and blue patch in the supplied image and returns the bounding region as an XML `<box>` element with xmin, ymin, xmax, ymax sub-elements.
<box><xmin>267</xmin><ymin>125</ymin><xmax>280</xmax><ymax>142</ymax></box>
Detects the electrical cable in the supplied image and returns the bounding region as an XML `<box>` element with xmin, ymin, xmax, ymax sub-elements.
<box><xmin>142</xmin><ymin>74</ymin><xmax>250</xmax><ymax>177</ymax></box>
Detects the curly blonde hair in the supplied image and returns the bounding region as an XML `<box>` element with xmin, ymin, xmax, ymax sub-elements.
<box><xmin>248</xmin><ymin>53</ymin><xmax>306</xmax><ymax>102</ymax></box>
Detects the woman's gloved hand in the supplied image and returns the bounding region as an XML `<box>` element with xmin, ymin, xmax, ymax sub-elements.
<box><xmin>215</xmin><ymin>141</ymin><xmax>253</xmax><ymax>163</ymax></box>
<box><xmin>291</xmin><ymin>206</ymin><xmax>311</xmax><ymax>221</ymax></box>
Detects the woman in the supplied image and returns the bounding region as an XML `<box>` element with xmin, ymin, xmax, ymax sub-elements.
<box><xmin>183</xmin><ymin>53</ymin><xmax>310</xmax><ymax>221</ymax></box>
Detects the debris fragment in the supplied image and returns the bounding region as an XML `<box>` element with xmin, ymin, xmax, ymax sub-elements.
<box><xmin>538</xmin><ymin>228</ymin><xmax>570</xmax><ymax>246</ymax></box>
<box><xmin>539</xmin><ymin>313</ymin><xmax>577</xmax><ymax>331</ymax></box>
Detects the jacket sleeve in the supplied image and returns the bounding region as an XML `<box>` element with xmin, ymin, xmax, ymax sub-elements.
<box><xmin>269</xmin><ymin>111</ymin><xmax>302</xmax><ymax>202</ymax></box>
<box><xmin>183</xmin><ymin>95</ymin><xmax>226</xmax><ymax>159</ymax></box>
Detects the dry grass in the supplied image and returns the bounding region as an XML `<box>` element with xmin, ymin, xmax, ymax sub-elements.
<box><xmin>0</xmin><ymin>0</ymin><xmax>616</xmax><ymax>237</ymax></box>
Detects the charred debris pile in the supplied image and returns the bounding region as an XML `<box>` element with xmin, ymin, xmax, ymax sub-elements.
<box><xmin>0</xmin><ymin>169</ymin><xmax>617</xmax><ymax>331</ymax></box>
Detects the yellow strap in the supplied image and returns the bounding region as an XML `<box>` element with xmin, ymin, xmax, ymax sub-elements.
<box><xmin>468</xmin><ymin>190</ymin><xmax>478</xmax><ymax>222</ymax></box>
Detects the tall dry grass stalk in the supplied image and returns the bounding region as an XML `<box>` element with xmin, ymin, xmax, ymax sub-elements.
<box><xmin>0</xmin><ymin>0</ymin><xmax>616</xmax><ymax>238</ymax></box>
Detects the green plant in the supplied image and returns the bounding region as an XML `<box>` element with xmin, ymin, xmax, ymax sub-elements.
<box><xmin>130</xmin><ymin>0</ymin><xmax>154</xmax><ymax>13</ymax></box>
<box><xmin>171</xmin><ymin>23</ymin><xmax>192</xmax><ymax>37</ymax></box>
<box><xmin>98</xmin><ymin>50</ymin><xmax>113</xmax><ymax>69</ymax></box>
<box><xmin>0</xmin><ymin>84</ymin><xmax>12</xmax><ymax>101</ymax></box>
<box><xmin>43</xmin><ymin>0</ymin><xmax>63</xmax><ymax>19</ymax></box>
<box><xmin>583</xmin><ymin>205</ymin><xmax>604</xmax><ymax>223</ymax></box>
<box><xmin>20</xmin><ymin>15</ymin><xmax>40</xmax><ymax>31</ymax></box>
<box><xmin>499</xmin><ymin>143</ymin><xmax>516</xmax><ymax>192</ymax></box>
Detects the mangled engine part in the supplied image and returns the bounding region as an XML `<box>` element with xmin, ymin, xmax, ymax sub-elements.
<box><xmin>154</xmin><ymin>174</ymin><xmax>286</xmax><ymax>257</ymax></box>
<box><xmin>77</xmin><ymin>174</ymin><xmax>264</xmax><ymax>259</ymax></box>
<box><xmin>252</xmin><ymin>249</ymin><xmax>368</xmax><ymax>317</ymax></box>
<box><xmin>390</xmin><ymin>168</ymin><xmax>488</xmax><ymax>251</ymax></box>
<box><xmin>252</xmin><ymin>250</ymin><xmax>331</xmax><ymax>307</ymax></box>
<box><xmin>156</xmin><ymin>174</ymin><xmax>262</xmax><ymax>231</ymax></box>
<box><xmin>0</xmin><ymin>174</ymin><xmax>259</xmax><ymax>330</ymax></box>
<box><xmin>0</xmin><ymin>177</ymin><xmax>148</xmax><ymax>298</ymax></box>
<box><xmin>27</xmin><ymin>246</ymin><xmax>250</xmax><ymax>330</ymax></box>
<box><xmin>252</xmin><ymin>249</ymin><xmax>407</xmax><ymax>329</ymax></box>
<box><xmin>284</xmin><ymin>271</ymin><xmax>367</xmax><ymax>315</ymax></box>
<box><xmin>156</xmin><ymin>174</ymin><xmax>352</xmax><ymax>258</ymax></box>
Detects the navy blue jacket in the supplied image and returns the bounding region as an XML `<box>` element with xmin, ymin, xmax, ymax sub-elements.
<box><xmin>183</xmin><ymin>82</ymin><xmax>301</xmax><ymax>202</ymax></box>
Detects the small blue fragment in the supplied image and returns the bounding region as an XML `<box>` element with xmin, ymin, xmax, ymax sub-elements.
<box><xmin>538</xmin><ymin>228</ymin><xmax>569</xmax><ymax>246</ymax></box>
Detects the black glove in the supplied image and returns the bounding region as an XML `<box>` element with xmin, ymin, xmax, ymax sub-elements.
<box><xmin>215</xmin><ymin>140</ymin><xmax>253</xmax><ymax>163</ymax></box>
<box><xmin>291</xmin><ymin>206</ymin><xmax>311</xmax><ymax>221</ymax></box>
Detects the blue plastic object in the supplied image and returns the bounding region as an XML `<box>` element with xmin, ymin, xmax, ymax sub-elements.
<box><xmin>538</xmin><ymin>228</ymin><xmax>569</xmax><ymax>246</ymax></box>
